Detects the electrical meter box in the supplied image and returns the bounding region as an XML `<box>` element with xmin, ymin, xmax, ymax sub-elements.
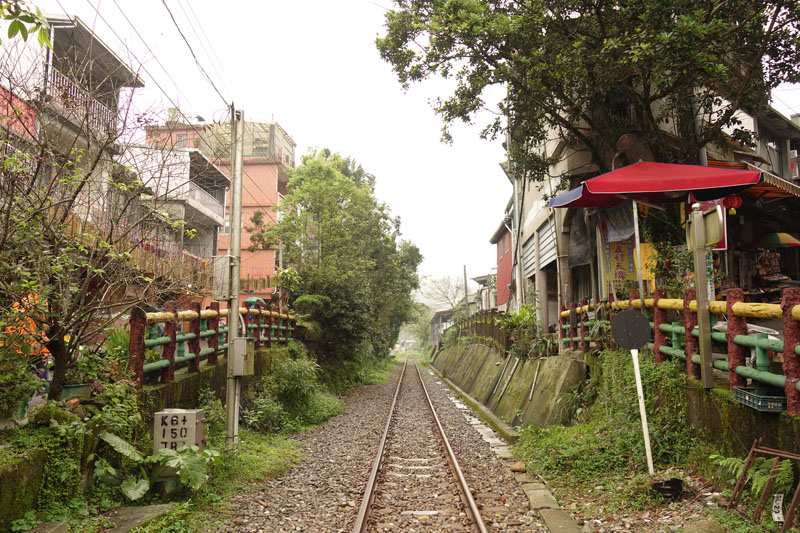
<box><xmin>232</xmin><ymin>337</ymin><xmax>255</xmax><ymax>376</ymax></box>
<box><xmin>153</xmin><ymin>408</ymin><xmax>205</xmax><ymax>455</ymax></box>
<box><xmin>212</xmin><ymin>256</ymin><xmax>231</xmax><ymax>300</ymax></box>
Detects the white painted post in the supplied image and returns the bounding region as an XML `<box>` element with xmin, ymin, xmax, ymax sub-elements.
<box><xmin>631</xmin><ymin>348</ymin><xmax>655</xmax><ymax>476</ymax></box>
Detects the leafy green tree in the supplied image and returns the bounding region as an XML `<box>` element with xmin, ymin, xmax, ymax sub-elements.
<box><xmin>271</xmin><ymin>151</ymin><xmax>422</xmax><ymax>361</ymax></box>
<box><xmin>377</xmin><ymin>1</ymin><xmax>800</xmax><ymax>181</ymax></box>
<box><xmin>1</xmin><ymin>1</ymin><xmax>50</xmax><ymax>47</ymax></box>
<box><xmin>406</xmin><ymin>301</ymin><xmax>434</xmax><ymax>347</ymax></box>
<box><xmin>245</xmin><ymin>209</ymin><xmax>277</xmax><ymax>252</ymax></box>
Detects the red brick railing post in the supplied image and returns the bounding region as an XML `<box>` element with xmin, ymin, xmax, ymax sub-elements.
<box><xmin>580</xmin><ymin>299</ymin><xmax>589</xmax><ymax>352</ymax></box>
<box><xmin>684</xmin><ymin>289</ymin><xmax>700</xmax><ymax>379</ymax></box>
<box><xmin>608</xmin><ymin>292</ymin><xmax>617</xmax><ymax>350</ymax></box>
<box><xmin>569</xmin><ymin>302</ymin><xmax>578</xmax><ymax>350</ymax></box>
<box><xmin>254</xmin><ymin>305</ymin><xmax>263</xmax><ymax>350</ymax></box>
<box><xmin>781</xmin><ymin>288</ymin><xmax>800</xmax><ymax>414</ymax></box>
<box><xmin>559</xmin><ymin>305</ymin><xmax>566</xmax><ymax>345</ymax></box>
<box><xmin>726</xmin><ymin>288</ymin><xmax>748</xmax><ymax>389</ymax></box>
<box><xmin>129</xmin><ymin>307</ymin><xmax>146</xmax><ymax>389</ymax></box>
<box><xmin>208</xmin><ymin>302</ymin><xmax>220</xmax><ymax>365</ymax></box>
<box><xmin>161</xmin><ymin>304</ymin><xmax>177</xmax><ymax>383</ymax></box>
<box><xmin>628</xmin><ymin>288</ymin><xmax>640</xmax><ymax>311</ymax></box>
<box><xmin>653</xmin><ymin>289</ymin><xmax>667</xmax><ymax>363</ymax></box>
<box><xmin>187</xmin><ymin>302</ymin><xmax>201</xmax><ymax>372</ymax></box>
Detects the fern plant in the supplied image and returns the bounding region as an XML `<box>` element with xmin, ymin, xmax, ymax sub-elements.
<box><xmin>711</xmin><ymin>454</ymin><xmax>795</xmax><ymax>499</ymax></box>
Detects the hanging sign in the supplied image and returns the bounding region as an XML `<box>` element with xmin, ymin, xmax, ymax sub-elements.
<box><xmin>686</xmin><ymin>200</ymin><xmax>727</xmax><ymax>250</ymax></box>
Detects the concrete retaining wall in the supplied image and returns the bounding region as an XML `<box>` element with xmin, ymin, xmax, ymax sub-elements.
<box><xmin>434</xmin><ymin>342</ymin><xmax>800</xmax><ymax>457</ymax></box>
<box><xmin>432</xmin><ymin>343</ymin><xmax>587</xmax><ymax>427</ymax></box>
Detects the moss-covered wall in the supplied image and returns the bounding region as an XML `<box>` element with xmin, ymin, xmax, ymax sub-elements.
<box><xmin>686</xmin><ymin>380</ymin><xmax>800</xmax><ymax>455</ymax></box>
<box><xmin>431</xmin><ymin>343</ymin><xmax>587</xmax><ymax>427</ymax></box>
<box><xmin>0</xmin><ymin>449</ymin><xmax>46</xmax><ymax>531</ymax></box>
<box><xmin>435</xmin><ymin>341</ymin><xmax>800</xmax><ymax>457</ymax></box>
<box><xmin>0</xmin><ymin>348</ymin><xmax>282</xmax><ymax>530</ymax></box>
<box><xmin>139</xmin><ymin>348</ymin><xmax>278</xmax><ymax>424</ymax></box>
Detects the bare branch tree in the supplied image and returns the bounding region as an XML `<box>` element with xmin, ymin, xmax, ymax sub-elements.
<box><xmin>0</xmin><ymin>20</ymin><xmax>227</xmax><ymax>399</ymax></box>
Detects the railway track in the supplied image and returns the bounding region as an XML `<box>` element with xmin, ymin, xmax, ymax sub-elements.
<box><xmin>353</xmin><ymin>358</ymin><xmax>488</xmax><ymax>532</ymax></box>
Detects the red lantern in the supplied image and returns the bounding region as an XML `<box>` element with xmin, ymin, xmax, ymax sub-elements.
<box><xmin>723</xmin><ymin>195</ymin><xmax>742</xmax><ymax>214</ymax></box>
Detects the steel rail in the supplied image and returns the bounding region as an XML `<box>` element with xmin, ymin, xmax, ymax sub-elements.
<box><xmin>414</xmin><ymin>361</ymin><xmax>489</xmax><ymax>533</ymax></box>
<box><xmin>352</xmin><ymin>358</ymin><xmax>408</xmax><ymax>533</ymax></box>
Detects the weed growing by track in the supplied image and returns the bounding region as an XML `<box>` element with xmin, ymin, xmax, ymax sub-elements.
<box><xmin>515</xmin><ymin>348</ymin><xmax>703</xmax><ymax>513</ymax></box>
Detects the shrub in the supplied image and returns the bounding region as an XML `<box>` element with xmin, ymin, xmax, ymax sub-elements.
<box><xmin>197</xmin><ymin>388</ymin><xmax>225</xmax><ymax>441</ymax></box>
<box><xmin>242</xmin><ymin>394</ymin><xmax>284</xmax><ymax>433</ymax></box>
<box><xmin>0</xmin><ymin>355</ymin><xmax>40</xmax><ymax>419</ymax></box>
<box><xmin>300</xmin><ymin>391</ymin><xmax>343</xmax><ymax>426</ymax></box>
<box><xmin>266</xmin><ymin>356</ymin><xmax>320</xmax><ymax>410</ymax></box>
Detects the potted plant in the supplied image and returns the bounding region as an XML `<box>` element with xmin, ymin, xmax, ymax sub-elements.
<box><xmin>61</xmin><ymin>326</ymin><xmax>132</xmax><ymax>398</ymax></box>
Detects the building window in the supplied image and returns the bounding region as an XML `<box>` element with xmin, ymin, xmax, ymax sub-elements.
<box><xmin>176</xmin><ymin>134</ymin><xmax>188</xmax><ymax>148</ymax></box>
<box><xmin>222</xmin><ymin>213</ymin><xmax>230</xmax><ymax>234</ymax></box>
<box><xmin>252</xmin><ymin>138</ymin><xmax>270</xmax><ymax>156</ymax></box>
<box><xmin>505</xmin><ymin>234</ymin><xmax>510</xmax><ymax>253</ymax></box>
<box><xmin>498</xmin><ymin>241</ymin><xmax>503</xmax><ymax>259</ymax></box>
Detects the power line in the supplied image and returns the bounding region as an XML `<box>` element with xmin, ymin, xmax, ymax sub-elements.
<box><xmin>176</xmin><ymin>0</ymin><xmax>240</xmax><ymax>104</ymax></box>
<box><xmin>160</xmin><ymin>0</ymin><xmax>229</xmax><ymax>107</ymax></box>
<box><xmin>108</xmin><ymin>0</ymin><xmax>203</xmax><ymax>119</ymax></box>
<box><xmin>64</xmin><ymin>1</ymin><xmax>282</xmax><ymax>228</ymax></box>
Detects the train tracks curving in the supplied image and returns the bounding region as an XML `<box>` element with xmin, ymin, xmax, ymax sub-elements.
<box><xmin>353</xmin><ymin>358</ymin><xmax>489</xmax><ymax>532</ymax></box>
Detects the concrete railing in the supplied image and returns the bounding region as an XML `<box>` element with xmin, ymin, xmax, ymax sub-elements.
<box><xmin>128</xmin><ymin>301</ymin><xmax>295</xmax><ymax>389</ymax></box>
<box><xmin>558</xmin><ymin>287</ymin><xmax>800</xmax><ymax>414</ymax></box>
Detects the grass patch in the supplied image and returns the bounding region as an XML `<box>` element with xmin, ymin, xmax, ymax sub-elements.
<box><xmin>318</xmin><ymin>352</ymin><xmax>397</xmax><ymax>393</ymax></box>
<box><xmin>131</xmin><ymin>429</ymin><xmax>303</xmax><ymax>532</ymax></box>
<box><xmin>514</xmin><ymin>349</ymin><xmax>701</xmax><ymax>516</ymax></box>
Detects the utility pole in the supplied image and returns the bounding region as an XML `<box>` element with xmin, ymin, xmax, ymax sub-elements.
<box><xmin>463</xmin><ymin>265</ymin><xmax>470</xmax><ymax>319</ymax></box>
<box><xmin>226</xmin><ymin>108</ymin><xmax>245</xmax><ymax>446</ymax></box>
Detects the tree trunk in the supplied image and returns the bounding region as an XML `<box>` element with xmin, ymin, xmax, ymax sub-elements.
<box><xmin>46</xmin><ymin>337</ymin><xmax>68</xmax><ymax>401</ymax></box>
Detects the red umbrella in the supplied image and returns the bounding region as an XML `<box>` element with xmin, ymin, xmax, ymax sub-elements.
<box><xmin>550</xmin><ymin>161</ymin><xmax>762</xmax><ymax>208</ymax></box>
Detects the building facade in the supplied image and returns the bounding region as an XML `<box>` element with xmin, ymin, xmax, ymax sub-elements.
<box><xmin>146</xmin><ymin>112</ymin><xmax>296</xmax><ymax>299</ymax></box>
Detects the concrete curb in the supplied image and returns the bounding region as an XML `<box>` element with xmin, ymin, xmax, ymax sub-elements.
<box><xmin>430</xmin><ymin>367</ymin><xmax>581</xmax><ymax>533</ymax></box>
<box><xmin>428</xmin><ymin>366</ymin><xmax>519</xmax><ymax>443</ymax></box>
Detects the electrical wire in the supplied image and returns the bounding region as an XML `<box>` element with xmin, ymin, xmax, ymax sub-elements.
<box><xmin>108</xmin><ymin>0</ymin><xmax>204</xmax><ymax>120</ymax></box>
<box><xmin>159</xmin><ymin>0</ymin><xmax>229</xmax><ymax>107</ymax></box>
<box><xmin>70</xmin><ymin>0</ymin><xmax>283</xmax><ymax>229</ymax></box>
<box><xmin>176</xmin><ymin>0</ymin><xmax>240</xmax><ymax>104</ymax></box>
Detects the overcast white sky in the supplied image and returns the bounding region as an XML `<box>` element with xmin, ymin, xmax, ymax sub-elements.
<box><xmin>38</xmin><ymin>1</ymin><xmax>800</xmax><ymax>285</ymax></box>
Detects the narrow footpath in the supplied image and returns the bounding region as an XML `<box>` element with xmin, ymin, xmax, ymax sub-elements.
<box><xmin>215</xmin><ymin>360</ymin><xmax>551</xmax><ymax>531</ymax></box>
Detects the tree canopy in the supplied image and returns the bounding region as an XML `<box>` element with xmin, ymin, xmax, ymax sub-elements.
<box><xmin>271</xmin><ymin>151</ymin><xmax>422</xmax><ymax>361</ymax></box>
<box><xmin>377</xmin><ymin>0</ymin><xmax>800</xmax><ymax>181</ymax></box>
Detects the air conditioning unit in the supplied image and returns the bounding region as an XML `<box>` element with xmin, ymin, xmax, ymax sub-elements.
<box><xmin>790</xmin><ymin>149</ymin><xmax>799</xmax><ymax>180</ymax></box>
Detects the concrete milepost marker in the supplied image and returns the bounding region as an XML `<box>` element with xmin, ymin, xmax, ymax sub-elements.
<box><xmin>611</xmin><ymin>309</ymin><xmax>655</xmax><ymax>476</ymax></box>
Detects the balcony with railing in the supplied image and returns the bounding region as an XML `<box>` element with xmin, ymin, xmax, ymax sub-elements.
<box><xmin>183</xmin><ymin>181</ymin><xmax>224</xmax><ymax>222</ymax></box>
<box><xmin>46</xmin><ymin>67</ymin><xmax>117</xmax><ymax>135</ymax></box>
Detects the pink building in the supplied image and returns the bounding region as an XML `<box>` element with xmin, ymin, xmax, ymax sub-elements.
<box><xmin>146</xmin><ymin>111</ymin><xmax>296</xmax><ymax>300</ymax></box>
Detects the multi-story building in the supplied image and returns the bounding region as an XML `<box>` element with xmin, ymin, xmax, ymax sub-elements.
<box><xmin>0</xmin><ymin>15</ymin><xmax>229</xmax><ymax>299</ymax></box>
<box><xmin>120</xmin><ymin>145</ymin><xmax>229</xmax><ymax>290</ymax></box>
<box><xmin>503</xmin><ymin>103</ymin><xmax>800</xmax><ymax>333</ymax></box>
<box><xmin>146</xmin><ymin>111</ymin><xmax>296</xmax><ymax>299</ymax></box>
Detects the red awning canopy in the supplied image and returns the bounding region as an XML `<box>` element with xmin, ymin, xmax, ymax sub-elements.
<box><xmin>550</xmin><ymin>161</ymin><xmax>762</xmax><ymax>208</ymax></box>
